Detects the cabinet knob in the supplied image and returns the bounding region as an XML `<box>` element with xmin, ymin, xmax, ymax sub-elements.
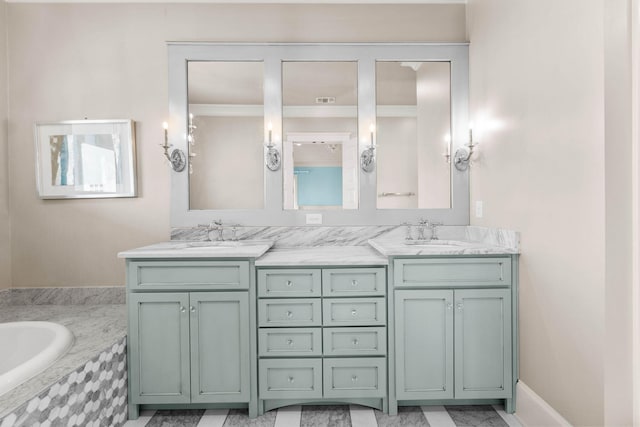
<box><xmin>190</xmin><ymin>306</ymin><xmax>196</xmax><ymax>313</ymax></box>
<box><xmin>286</xmin><ymin>280</ymin><xmax>293</xmax><ymax>287</ymax></box>
<box><xmin>286</xmin><ymin>311</ymin><xmax>293</xmax><ymax>319</ymax></box>
<box><xmin>447</xmin><ymin>303</ymin><xmax>453</xmax><ymax>310</ymax></box>
<box><xmin>288</xmin><ymin>376</ymin><xmax>295</xmax><ymax>383</ymax></box>
<box><xmin>351</xmin><ymin>279</ymin><xmax>358</xmax><ymax>287</ymax></box>
<box><xmin>456</xmin><ymin>303</ymin><xmax>463</xmax><ymax>310</ymax></box>
<box><xmin>180</xmin><ymin>306</ymin><xmax>186</xmax><ymax>313</ymax></box>
<box><xmin>351</xmin><ymin>375</ymin><xmax>358</xmax><ymax>382</ymax></box>
<box><xmin>286</xmin><ymin>339</ymin><xmax>293</xmax><ymax>346</ymax></box>
<box><xmin>352</xmin><ymin>338</ymin><xmax>359</xmax><ymax>346</ymax></box>
<box><xmin>351</xmin><ymin>309</ymin><xmax>357</xmax><ymax>317</ymax></box>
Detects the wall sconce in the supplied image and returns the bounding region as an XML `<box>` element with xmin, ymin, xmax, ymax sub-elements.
<box><xmin>443</xmin><ymin>134</ymin><xmax>451</xmax><ymax>164</ymax></box>
<box><xmin>360</xmin><ymin>123</ymin><xmax>376</xmax><ymax>173</ymax></box>
<box><xmin>453</xmin><ymin>128</ymin><xmax>477</xmax><ymax>171</ymax></box>
<box><xmin>162</xmin><ymin>121</ymin><xmax>186</xmax><ymax>172</ymax></box>
<box><xmin>265</xmin><ymin>121</ymin><xmax>281</xmax><ymax>171</ymax></box>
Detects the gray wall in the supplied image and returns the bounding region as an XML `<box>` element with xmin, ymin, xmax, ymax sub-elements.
<box><xmin>5</xmin><ymin>3</ymin><xmax>466</xmax><ymax>287</ymax></box>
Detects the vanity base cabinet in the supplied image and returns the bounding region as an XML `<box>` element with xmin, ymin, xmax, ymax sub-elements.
<box><xmin>390</xmin><ymin>256</ymin><xmax>518</xmax><ymax>415</ymax></box>
<box><xmin>126</xmin><ymin>260</ymin><xmax>255</xmax><ymax>420</ymax></box>
<box><xmin>257</xmin><ymin>267</ymin><xmax>388</xmax><ymax>414</ymax></box>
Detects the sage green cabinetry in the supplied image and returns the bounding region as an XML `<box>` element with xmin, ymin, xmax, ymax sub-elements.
<box><xmin>257</xmin><ymin>267</ymin><xmax>387</xmax><ymax>413</ymax></box>
<box><xmin>126</xmin><ymin>259</ymin><xmax>256</xmax><ymax>420</ymax></box>
<box><xmin>390</xmin><ymin>256</ymin><xmax>518</xmax><ymax>414</ymax></box>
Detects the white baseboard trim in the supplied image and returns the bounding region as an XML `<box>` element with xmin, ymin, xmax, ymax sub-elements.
<box><xmin>515</xmin><ymin>381</ymin><xmax>573</xmax><ymax>427</ymax></box>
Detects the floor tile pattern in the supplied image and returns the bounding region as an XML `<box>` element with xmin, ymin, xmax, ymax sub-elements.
<box><xmin>0</xmin><ymin>337</ymin><xmax>128</xmax><ymax>427</ymax></box>
<box><xmin>125</xmin><ymin>404</ymin><xmax>522</xmax><ymax>427</ymax></box>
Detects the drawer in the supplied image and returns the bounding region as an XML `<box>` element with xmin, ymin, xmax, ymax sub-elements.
<box><xmin>258</xmin><ymin>299</ymin><xmax>322</xmax><ymax>327</ymax></box>
<box><xmin>323</xmin><ymin>358</ymin><xmax>386</xmax><ymax>398</ymax></box>
<box><xmin>259</xmin><ymin>328</ymin><xmax>322</xmax><ymax>357</ymax></box>
<box><xmin>323</xmin><ymin>298</ymin><xmax>386</xmax><ymax>326</ymax></box>
<box><xmin>128</xmin><ymin>260</ymin><xmax>250</xmax><ymax>291</ymax></box>
<box><xmin>258</xmin><ymin>269</ymin><xmax>321</xmax><ymax>298</ymax></box>
<box><xmin>259</xmin><ymin>359</ymin><xmax>322</xmax><ymax>399</ymax></box>
<box><xmin>323</xmin><ymin>327</ymin><xmax>386</xmax><ymax>356</ymax></box>
<box><xmin>394</xmin><ymin>257</ymin><xmax>512</xmax><ymax>288</ymax></box>
<box><xmin>322</xmin><ymin>268</ymin><xmax>386</xmax><ymax>297</ymax></box>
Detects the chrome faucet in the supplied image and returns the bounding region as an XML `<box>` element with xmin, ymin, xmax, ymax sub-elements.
<box><xmin>210</xmin><ymin>219</ymin><xmax>224</xmax><ymax>241</ymax></box>
<box><xmin>429</xmin><ymin>221</ymin><xmax>443</xmax><ymax>240</ymax></box>
<box><xmin>402</xmin><ymin>222</ymin><xmax>413</xmax><ymax>241</ymax></box>
<box><xmin>416</xmin><ymin>218</ymin><xmax>429</xmax><ymax>241</ymax></box>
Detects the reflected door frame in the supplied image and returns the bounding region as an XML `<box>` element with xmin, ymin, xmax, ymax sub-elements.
<box><xmin>283</xmin><ymin>132</ymin><xmax>357</xmax><ymax>210</ymax></box>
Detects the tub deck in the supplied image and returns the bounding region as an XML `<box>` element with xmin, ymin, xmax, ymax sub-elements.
<box><xmin>0</xmin><ymin>304</ymin><xmax>126</xmax><ymax>418</ymax></box>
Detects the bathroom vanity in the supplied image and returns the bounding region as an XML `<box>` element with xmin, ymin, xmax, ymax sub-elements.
<box><xmin>120</xmin><ymin>232</ymin><xmax>518</xmax><ymax>420</ymax></box>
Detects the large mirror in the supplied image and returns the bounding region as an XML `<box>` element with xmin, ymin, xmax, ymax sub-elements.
<box><xmin>187</xmin><ymin>61</ymin><xmax>264</xmax><ymax>210</ymax></box>
<box><xmin>168</xmin><ymin>43</ymin><xmax>469</xmax><ymax>226</ymax></box>
<box><xmin>376</xmin><ymin>61</ymin><xmax>451</xmax><ymax>209</ymax></box>
<box><xmin>282</xmin><ymin>62</ymin><xmax>358</xmax><ymax>210</ymax></box>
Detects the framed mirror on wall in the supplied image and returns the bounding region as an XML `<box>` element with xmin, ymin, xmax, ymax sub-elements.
<box><xmin>34</xmin><ymin>119</ymin><xmax>137</xmax><ymax>199</ymax></box>
<box><xmin>168</xmin><ymin>43</ymin><xmax>469</xmax><ymax>226</ymax></box>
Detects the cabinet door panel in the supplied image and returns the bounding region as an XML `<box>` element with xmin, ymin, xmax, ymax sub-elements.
<box><xmin>454</xmin><ymin>289</ymin><xmax>512</xmax><ymax>398</ymax></box>
<box><xmin>128</xmin><ymin>293</ymin><xmax>190</xmax><ymax>404</ymax></box>
<box><xmin>395</xmin><ymin>290</ymin><xmax>453</xmax><ymax>400</ymax></box>
<box><xmin>190</xmin><ymin>292</ymin><xmax>250</xmax><ymax>403</ymax></box>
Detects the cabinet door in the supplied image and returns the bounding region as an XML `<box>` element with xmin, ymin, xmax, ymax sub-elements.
<box><xmin>190</xmin><ymin>292</ymin><xmax>250</xmax><ymax>403</ymax></box>
<box><xmin>454</xmin><ymin>289</ymin><xmax>512</xmax><ymax>399</ymax></box>
<box><xmin>128</xmin><ymin>293</ymin><xmax>191</xmax><ymax>404</ymax></box>
<box><xmin>395</xmin><ymin>290</ymin><xmax>453</xmax><ymax>400</ymax></box>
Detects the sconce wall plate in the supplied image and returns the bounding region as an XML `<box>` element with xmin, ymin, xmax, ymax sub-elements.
<box><xmin>360</xmin><ymin>146</ymin><xmax>375</xmax><ymax>173</ymax></box>
<box><xmin>170</xmin><ymin>149</ymin><xmax>187</xmax><ymax>172</ymax></box>
<box><xmin>265</xmin><ymin>146</ymin><xmax>281</xmax><ymax>171</ymax></box>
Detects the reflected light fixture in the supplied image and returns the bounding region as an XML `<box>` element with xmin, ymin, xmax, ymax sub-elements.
<box><xmin>162</xmin><ymin>121</ymin><xmax>186</xmax><ymax>172</ymax></box>
<box><xmin>187</xmin><ymin>113</ymin><xmax>197</xmax><ymax>174</ymax></box>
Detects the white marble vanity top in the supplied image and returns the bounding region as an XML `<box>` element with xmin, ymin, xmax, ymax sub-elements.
<box><xmin>255</xmin><ymin>245</ymin><xmax>388</xmax><ymax>266</ymax></box>
<box><xmin>117</xmin><ymin>240</ymin><xmax>274</xmax><ymax>259</ymax></box>
<box><xmin>368</xmin><ymin>238</ymin><xmax>519</xmax><ymax>256</ymax></box>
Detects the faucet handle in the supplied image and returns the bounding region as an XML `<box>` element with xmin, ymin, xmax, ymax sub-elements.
<box><xmin>429</xmin><ymin>222</ymin><xmax>443</xmax><ymax>240</ymax></box>
<box><xmin>401</xmin><ymin>222</ymin><xmax>413</xmax><ymax>240</ymax></box>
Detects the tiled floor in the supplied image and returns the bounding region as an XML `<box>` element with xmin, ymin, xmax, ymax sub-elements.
<box><xmin>123</xmin><ymin>404</ymin><xmax>522</xmax><ymax>427</ymax></box>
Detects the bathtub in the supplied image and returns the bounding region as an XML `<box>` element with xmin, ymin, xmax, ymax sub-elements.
<box><xmin>0</xmin><ymin>321</ymin><xmax>74</xmax><ymax>397</ymax></box>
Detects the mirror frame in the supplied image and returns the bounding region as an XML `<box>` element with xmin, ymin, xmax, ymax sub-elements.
<box><xmin>168</xmin><ymin>43</ymin><xmax>469</xmax><ymax>226</ymax></box>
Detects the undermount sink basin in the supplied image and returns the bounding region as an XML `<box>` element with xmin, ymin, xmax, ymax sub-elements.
<box><xmin>173</xmin><ymin>240</ymin><xmax>274</xmax><ymax>249</ymax></box>
<box><xmin>403</xmin><ymin>240</ymin><xmax>466</xmax><ymax>247</ymax></box>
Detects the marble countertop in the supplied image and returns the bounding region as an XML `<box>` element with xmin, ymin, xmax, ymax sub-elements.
<box><xmin>117</xmin><ymin>240</ymin><xmax>274</xmax><ymax>259</ymax></box>
<box><xmin>0</xmin><ymin>304</ymin><xmax>127</xmax><ymax>418</ymax></box>
<box><xmin>368</xmin><ymin>238</ymin><xmax>519</xmax><ymax>256</ymax></box>
<box><xmin>255</xmin><ymin>245</ymin><xmax>388</xmax><ymax>266</ymax></box>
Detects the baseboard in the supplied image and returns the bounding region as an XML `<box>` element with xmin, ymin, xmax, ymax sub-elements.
<box><xmin>515</xmin><ymin>381</ymin><xmax>572</xmax><ymax>427</ymax></box>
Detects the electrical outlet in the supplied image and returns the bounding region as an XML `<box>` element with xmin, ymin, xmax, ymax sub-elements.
<box><xmin>475</xmin><ymin>201</ymin><xmax>483</xmax><ymax>218</ymax></box>
<box><xmin>306</xmin><ymin>213</ymin><xmax>323</xmax><ymax>225</ymax></box>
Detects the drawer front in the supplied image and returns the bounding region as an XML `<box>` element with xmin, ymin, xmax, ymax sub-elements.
<box><xmin>259</xmin><ymin>359</ymin><xmax>322</xmax><ymax>399</ymax></box>
<box><xmin>323</xmin><ymin>298</ymin><xmax>386</xmax><ymax>326</ymax></box>
<box><xmin>259</xmin><ymin>328</ymin><xmax>322</xmax><ymax>357</ymax></box>
<box><xmin>394</xmin><ymin>258</ymin><xmax>512</xmax><ymax>288</ymax></box>
<box><xmin>322</xmin><ymin>268</ymin><xmax>386</xmax><ymax>297</ymax></box>
<box><xmin>258</xmin><ymin>299</ymin><xmax>322</xmax><ymax>327</ymax></box>
<box><xmin>323</xmin><ymin>358</ymin><xmax>386</xmax><ymax>398</ymax></box>
<box><xmin>128</xmin><ymin>260</ymin><xmax>250</xmax><ymax>291</ymax></box>
<box><xmin>323</xmin><ymin>327</ymin><xmax>386</xmax><ymax>356</ymax></box>
<box><xmin>258</xmin><ymin>269</ymin><xmax>321</xmax><ymax>298</ymax></box>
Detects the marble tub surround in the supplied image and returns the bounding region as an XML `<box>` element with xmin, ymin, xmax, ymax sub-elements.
<box><xmin>0</xmin><ymin>304</ymin><xmax>127</xmax><ymax>419</ymax></box>
<box><xmin>255</xmin><ymin>245</ymin><xmax>387</xmax><ymax>266</ymax></box>
<box><xmin>117</xmin><ymin>239</ymin><xmax>273</xmax><ymax>259</ymax></box>
<box><xmin>0</xmin><ymin>286</ymin><xmax>125</xmax><ymax>306</ymax></box>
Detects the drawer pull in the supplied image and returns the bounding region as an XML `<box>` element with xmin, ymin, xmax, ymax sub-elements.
<box><xmin>456</xmin><ymin>303</ymin><xmax>464</xmax><ymax>311</ymax></box>
<box><xmin>190</xmin><ymin>305</ymin><xmax>196</xmax><ymax>313</ymax></box>
<box><xmin>286</xmin><ymin>311</ymin><xmax>294</xmax><ymax>319</ymax></box>
<box><xmin>351</xmin><ymin>309</ymin><xmax>357</xmax><ymax>317</ymax></box>
<box><xmin>180</xmin><ymin>306</ymin><xmax>186</xmax><ymax>313</ymax></box>
<box><xmin>447</xmin><ymin>303</ymin><xmax>453</xmax><ymax>310</ymax></box>
<box><xmin>352</xmin><ymin>338</ymin><xmax>359</xmax><ymax>346</ymax></box>
<box><xmin>286</xmin><ymin>280</ymin><xmax>293</xmax><ymax>287</ymax></box>
<box><xmin>288</xmin><ymin>376</ymin><xmax>295</xmax><ymax>384</ymax></box>
<box><xmin>286</xmin><ymin>339</ymin><xmax>294</xmax><ymax>346</ymax></box>
<box><xmin>351</xmin><ymin>279</ymin><xmax>358</xmax><ymax>287</ymax></box>
<box><xmin>352</xmin><ymin>375</ymin><xmax>358</xmax><ymax>383</ymax></box>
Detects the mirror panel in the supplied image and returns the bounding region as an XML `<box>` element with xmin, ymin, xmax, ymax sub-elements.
<box><xmin>187</xmin><ymin>61</ymin><xmax>264</xmax><ymax>210</ymax></box>
<box><xmin>282</xmin><ymin>61</ymin><xmax>359</xmax><ymax>210</ymax></box>
<box><xmin>375</xmin><ymin>61</ymin><xmax>451</xmax><ymax>209</ymax></box>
